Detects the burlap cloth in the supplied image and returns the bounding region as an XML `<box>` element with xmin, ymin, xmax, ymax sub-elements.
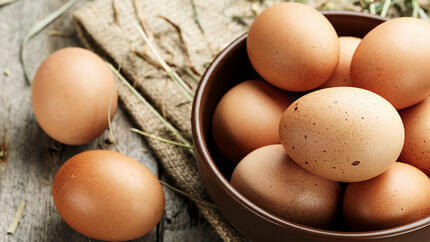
<box><xmin>72</xmin><ymin>0</ymin><xmax>373</xmax><ymax>241</ymax></box>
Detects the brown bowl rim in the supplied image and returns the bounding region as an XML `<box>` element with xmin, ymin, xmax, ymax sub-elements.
<box><xmin>192</xmin><ymin>10</ymin><xmax>430</xmax><ymax>239</ymax></box>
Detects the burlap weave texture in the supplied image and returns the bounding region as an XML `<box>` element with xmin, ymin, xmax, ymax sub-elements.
<box><xmin>73</xmin><ymin>0</ymin><xmax>262</xmax><ymax>240</ymax></box>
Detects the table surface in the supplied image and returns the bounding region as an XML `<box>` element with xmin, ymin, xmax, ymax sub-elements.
<box><xmin>0</xmin><ymin>0</ymin><xmax>221</xmax><ymax>241</ymax></box>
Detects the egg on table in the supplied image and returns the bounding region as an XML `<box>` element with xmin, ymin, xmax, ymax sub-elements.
<box><xmin>279</xmin><ymin>87</ymin><xmax>404</xmax><ymax>182</ymax></box>
<box><xmin>320</xmin><ymin>36</ymin><xmax>361</xmax><ymax>88</ymax></box>
<box><xmin>351</xmin><ymin>17</ymin><xmax>430</xmax><ymax>109</ymax></box>
<box><xmin>247</xmin><ymin>2</ymin><xmax>339</xmax><ymax>91</ymax></box>
<box><xmin>231</xmin><ymin>145</ymin><xmax>341</xmax><ymax>228</ymax></box>
<box><xmin>343</xmin><ymin>162</ymin><xmax>430</xmax><ymax>231</ymax></box>
<box><xmin>52</xmin><ymin>150</ymin><xmax>165</xmax><ymax>241</ymax></box>
<box><xmin>212</xmin><ymin>79</ymin><xmax>291</xmax><ymax>162</ymax></box>
<box><xmin>32</xmin><ymin>47</ymin><xmax>117</xmax><ymax>145</ymax></box>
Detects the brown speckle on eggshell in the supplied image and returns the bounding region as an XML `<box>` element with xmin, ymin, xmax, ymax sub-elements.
<box><xmin>279</xmin><ymin>87</ymin><xmax>404</xmax><ymax>182</ymax></box>
<box><xmin>351</xmin><ymin>17</ymin><xmax>430</xmax><ymax>109</ymax></box>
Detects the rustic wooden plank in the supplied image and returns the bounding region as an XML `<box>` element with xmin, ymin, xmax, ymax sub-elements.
<box><xmin>158</xmin><ymin>173</ymin><xmax>223</xmax><ymax>242</ymax></box>
<box><xmin>0</xmin><ymin>0</ymin><xmax>220</xmax><ymax>241</ymax></box>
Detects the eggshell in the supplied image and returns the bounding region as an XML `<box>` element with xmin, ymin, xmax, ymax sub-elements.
<box><xmin>212</xmin><ymin>79</ymin><xmax>291</xmax><ymax>162</ymax></box>
<box><xmin>351</xmin><ymin>17</ymin><xmax>430</xmax><ymax>110</ymax></box>
<box><xmin>32</xmin><ymin>47</ymin><xmax>117</xmax><ymax>145</ymax></box>
<box><xmin>231</xmin><ymin>145</ymin><xmax>341</xmax><ymax>228</ymax></box>
<box><xmin>247</xmin><ymin>2</ymin><xmax>339</xmax><ymax>91</ymax></box>
<box><xmin>279</xmin><ymin>87</ymin><xmax>404</xmax><ymax>182</ymax></box>
<box><xmin>320</xmin><ymin>37</ymin><xmax>361</xmax><ymax>88</ymax></box>
<box><xmin>400</xmin><ymin>97</ymin><xmax>430</xmax><ymax>174</ymax></box>
<box><xmin>343</xmin><ymin>162</ymin><xmax>430</xmax><ymax>231</ymax></box>
<box><xmin>52</xmin><ymin>150</ymin><xmax>165</xmax><ymax>241</ymax></box>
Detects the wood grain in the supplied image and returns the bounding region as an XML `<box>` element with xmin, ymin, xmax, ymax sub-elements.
<box><xmin>0</xmin><ymin>0</ymin><xmax>219</xmax><ymax>241</ymax></box>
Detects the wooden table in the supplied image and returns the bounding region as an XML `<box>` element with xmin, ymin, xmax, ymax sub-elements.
<box><xmin>0</xmin><ymin>0</ymin><xmax>220</xmax><ymax>241</ymax></box>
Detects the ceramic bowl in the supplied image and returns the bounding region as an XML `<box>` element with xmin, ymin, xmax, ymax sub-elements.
<box><xmin>192</xmin><ymin>11</ymin><xmax>430</xmax><ymax>242</ymax></box>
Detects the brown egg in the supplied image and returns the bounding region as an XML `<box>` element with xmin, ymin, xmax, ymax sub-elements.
<box><xmin>279</xmin><ymin>87</ymin><xmax>404</xmax><ymax>182</ymax></box>
<box><xmin>400</xmin><ymin>97</ymin><xmax>430</xmax><ymax>174</ymax></box>
<box><xmin>231</xmin><ymin>144</ymin><xmax>341</xmax><ymax>228</ymax></box>
<box><xmin>351</xmin><ymin>17</ymin><xmax>430</xmax><ymax>110</ymax></box>
<box><xmin>52</xmin><ymin>150</ymin><xmax>165</xmax><ymax>241</ymax></box>
<box><xmin>247</xmin><ymin>2</ymin><xmax>339</xmax><ymax>91</ymax></box>
<box><xmin>32</xmin><ymin>47</ymin><xmax>117</xmax><ymax>145</ymax></box>
<box><xmin>343</xmin><ymin>162</ymin><xmax>430</xmax><ymax>231</ymax></box>
<box><xmin>320</xmin><ymin>37</ymin><xmax>361</xmax><ymax>88</ymax></box>
<box><xmin>212</xmin><ymin>80</ymin><xmax>291</xmax><ymax>162</ymax></box>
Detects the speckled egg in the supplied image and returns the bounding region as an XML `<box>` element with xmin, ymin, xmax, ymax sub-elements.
<box><xmin>231</xmin><ymin>144</ymin><xmax>341</xmax><ymax>228</ymax></box>
<box><xmin>343</xmin><ymin>162</ymin><xmax>430</xmax><ymax>231</ymax></box>
<box><xmin>279</xmin><ymin>87</ymin><xmax>404</xmax><ymax>182</ymax></box>
<box><xmin>247</xmin><ymin>2</ymin><xmax>339</xmax><ymax>91</ymax></box>
<box><xmin>351</xmin><ymin>17</ymin><xmax>430</xmax><ymax>109</ymax></box>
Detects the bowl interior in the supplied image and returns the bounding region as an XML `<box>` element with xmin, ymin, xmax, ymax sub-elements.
<box><xmin>200</xmin><ymin>11</ymin><xmax>388</xmax><ymax>182</ymax></box>
<box><xmin>195</xmin><ymin>11</ymin><xmax>430</xmax><ymax>238</ymax></box>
